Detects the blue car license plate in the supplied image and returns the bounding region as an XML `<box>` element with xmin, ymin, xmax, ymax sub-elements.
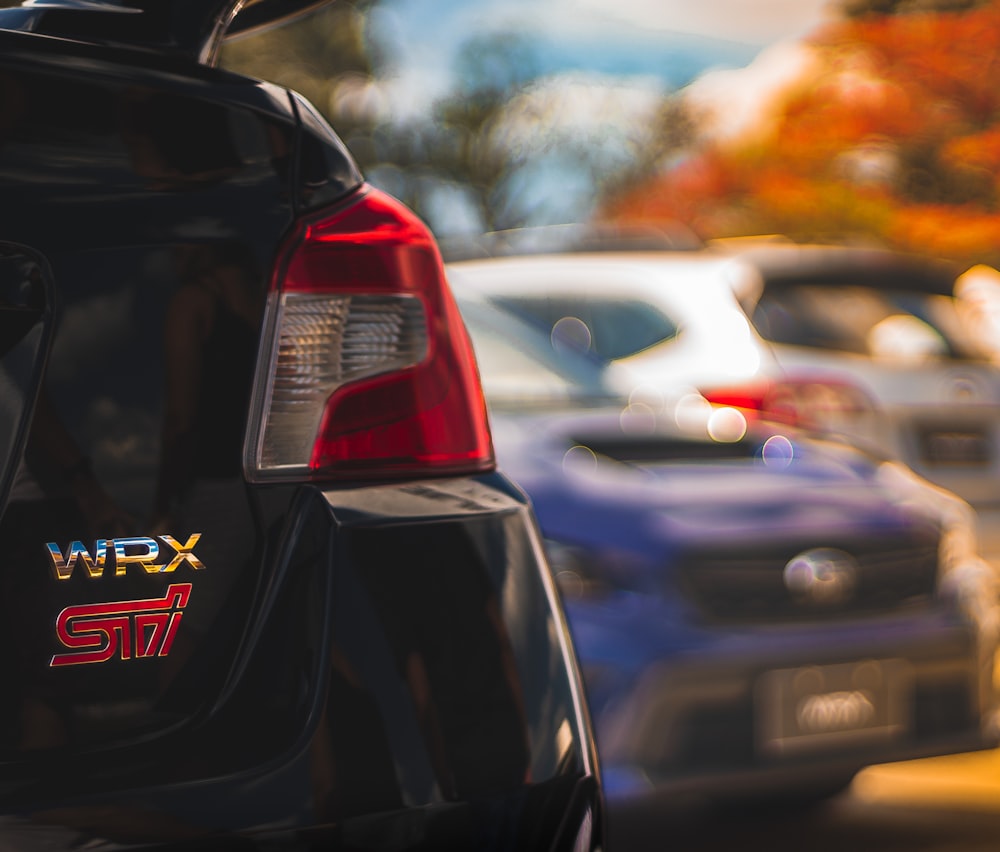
<box><xmin>756</xmin><ymin>659</ymin><xmax>912</xmax><ymax>757</ymax></box>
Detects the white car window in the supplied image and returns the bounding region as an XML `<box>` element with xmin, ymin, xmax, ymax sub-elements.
<box><xmin>494</xmin><ymin>295</ymin><xmax>679</xmax><ymax>361</ymax></box>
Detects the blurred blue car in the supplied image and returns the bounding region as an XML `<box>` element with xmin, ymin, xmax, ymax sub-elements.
<box><xmin>457</xmin><ymin>292</ymin><xmax>1000</xmax><ymax>805</ymax></box>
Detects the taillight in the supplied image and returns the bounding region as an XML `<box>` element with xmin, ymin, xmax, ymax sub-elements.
<box><xmin>704</xmin><ymin>376</ymin><xmax>876</xmax><ymax>432</ymax></box>
<box><xmin>701</xmin><ymin>383</ymin><xmax>785</xmax><ymax>421</ymax></box>
<box><xmin>245</xmin><ymin>185</ymin><xmax>495</xmax><ymax>482</ymax></box>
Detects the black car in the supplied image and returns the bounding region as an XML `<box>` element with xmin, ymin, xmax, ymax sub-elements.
<box><xmin>0</xmin><ymin>2</ymin><xmax>600</xmax><ymax>849</ymax></box>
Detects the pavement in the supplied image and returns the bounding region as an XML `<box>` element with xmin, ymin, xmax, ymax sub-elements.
<box><xmin>855</xmin><ymin>749</ymin><xmax>1000</xmax><ymax>812</ymax></box>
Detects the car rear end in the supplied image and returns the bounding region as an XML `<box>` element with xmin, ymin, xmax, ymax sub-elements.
<box><xmin>0</xmin><ymin>6</ymin><xmax>600</xmax><ymax>849</ymax></box>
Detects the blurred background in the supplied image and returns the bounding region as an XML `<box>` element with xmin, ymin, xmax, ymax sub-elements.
<box><xmin>218</xmin><ymin>3</ymin><xmax>1000</xmax><ymax>848</ymax></box>
<box><xmin>212</xmin><ymin>0</ymin><xmax>1000</xmax><ymax>271</ymax></box>
<box><xmin>216</xmin><ymin>0</ymin><xmax>1000</xmax><ymax>589</ymax></box>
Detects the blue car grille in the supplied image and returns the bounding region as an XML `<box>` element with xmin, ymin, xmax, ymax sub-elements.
<box><xmin>674</xmin><ymin>539</ymin><xmax>940</xmax><ymax>623</ymax></box>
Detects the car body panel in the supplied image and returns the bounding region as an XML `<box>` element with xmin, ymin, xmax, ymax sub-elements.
<box><xmin>0</xmin><ymin>477</ymin><xmax>598</xmax><ymax>849</ymax></box>
<box><xmin>0</xmin><ymin>244</ymin><xmax>55</xmax><ymax>515</ymax></box>
<box><xmin>0</xmin><ymin>34</ymin><xmax>309</xmax><ymax>757</ymax></box>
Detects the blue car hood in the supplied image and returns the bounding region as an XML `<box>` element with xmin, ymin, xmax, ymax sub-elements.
<box><xmin>490</xmin><ymin>407</ymin><xmax>942</xmax><ymax>551</ymax></box>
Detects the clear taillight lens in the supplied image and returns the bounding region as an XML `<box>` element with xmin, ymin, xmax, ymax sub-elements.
<box><xmin>245</xmin><ymin>186</ymin><xmax>495</xmax><ymax>482</ymax></box>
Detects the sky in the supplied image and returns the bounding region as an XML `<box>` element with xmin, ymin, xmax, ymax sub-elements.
<box><xmin>371</xmin><ymin>0</ymin><xmax>838</xmax><ymax>105</ymax></box>
<box><xmin>369</xmin><ymin>0</ymin><xmax>829</xmax><ymax>116</ymax></box>
<box><xmin>567</xmin><ymin>0</ymin><xmax>836</xmax><ymax>44</ymax></box>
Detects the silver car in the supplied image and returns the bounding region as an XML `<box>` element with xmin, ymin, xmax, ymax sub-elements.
<box><xmin>723</xmin><ymin>242</ymin><xmax>1000</xmax><ymax>566</ymax></box>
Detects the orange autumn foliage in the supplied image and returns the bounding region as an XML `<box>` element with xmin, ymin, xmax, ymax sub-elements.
<box><xmin>599</xmin><ymin>1</ymin><xmax>1000</xmax><ymax>266</ymax></box>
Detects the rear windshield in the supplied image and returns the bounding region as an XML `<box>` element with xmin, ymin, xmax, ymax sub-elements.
<box><xmin>494</xmin><ymin>295</ymin><xmax>679</xmax><ymax>361</ymax></box>
<box><xmin>752</xmin><ymin>284</ymin><xmax>995</xmax><ymax>362</ymax></box>
<box><xmin>458</xmin><ymin>298</ymin><xmax>615</xmax><ymax>408</ymax></box>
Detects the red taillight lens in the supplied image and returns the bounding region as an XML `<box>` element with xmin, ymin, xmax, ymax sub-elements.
<box><xmin>704</xmin><ymin>376</ymin><xmax>875</xmax><ymax>432</ymax></box>
<box><xmin>245</xmin><ymin>186</ymin><xmax>495</xmax><ymax>482</ymax></box>
<box><xmin>701</xmin><ymin>383</ymin><xmax>784</xmax><ymax>420</ymax></box>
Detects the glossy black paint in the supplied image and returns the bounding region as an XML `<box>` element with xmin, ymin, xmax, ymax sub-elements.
<box><xmin>0</xmin><ymin>245</ymin><xmax>54</xmax><ymax>516</ymax></box>
<box><xmin>0</xmin><ymin>24</ymin><xmax>600</xmax><ymax>851</ymax></box>
<box><xmin>0</xmin><ymin>479</ymin><xmax>597</xmax><ymax>848</ymax></box>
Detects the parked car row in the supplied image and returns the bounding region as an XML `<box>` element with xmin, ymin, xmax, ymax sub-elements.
<box><xmin>446</xmin><ymin>232</ymin><xmax>1000</xmax><ymax>808</ymax></box>
<box><xmin>448</xmin><ymin>234</ymin><xmax>1000</xmax><ymax>567</ymax></box>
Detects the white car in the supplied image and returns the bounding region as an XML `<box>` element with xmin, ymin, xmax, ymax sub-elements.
<box><xmin>446</xmin><ymin>245</ymin><xmax>780</xmax><ymax>418</ymax></box>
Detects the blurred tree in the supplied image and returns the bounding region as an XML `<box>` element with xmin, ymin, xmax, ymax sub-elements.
<box><xmin>396</xmin><ymin>30</ymin><xmax>543</xmax><ymax>233</ymax></box>
<box><xmin>598</xmin><ymin>0</ymin><xmax>1000</xmax><ymax>266</ymax></box>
